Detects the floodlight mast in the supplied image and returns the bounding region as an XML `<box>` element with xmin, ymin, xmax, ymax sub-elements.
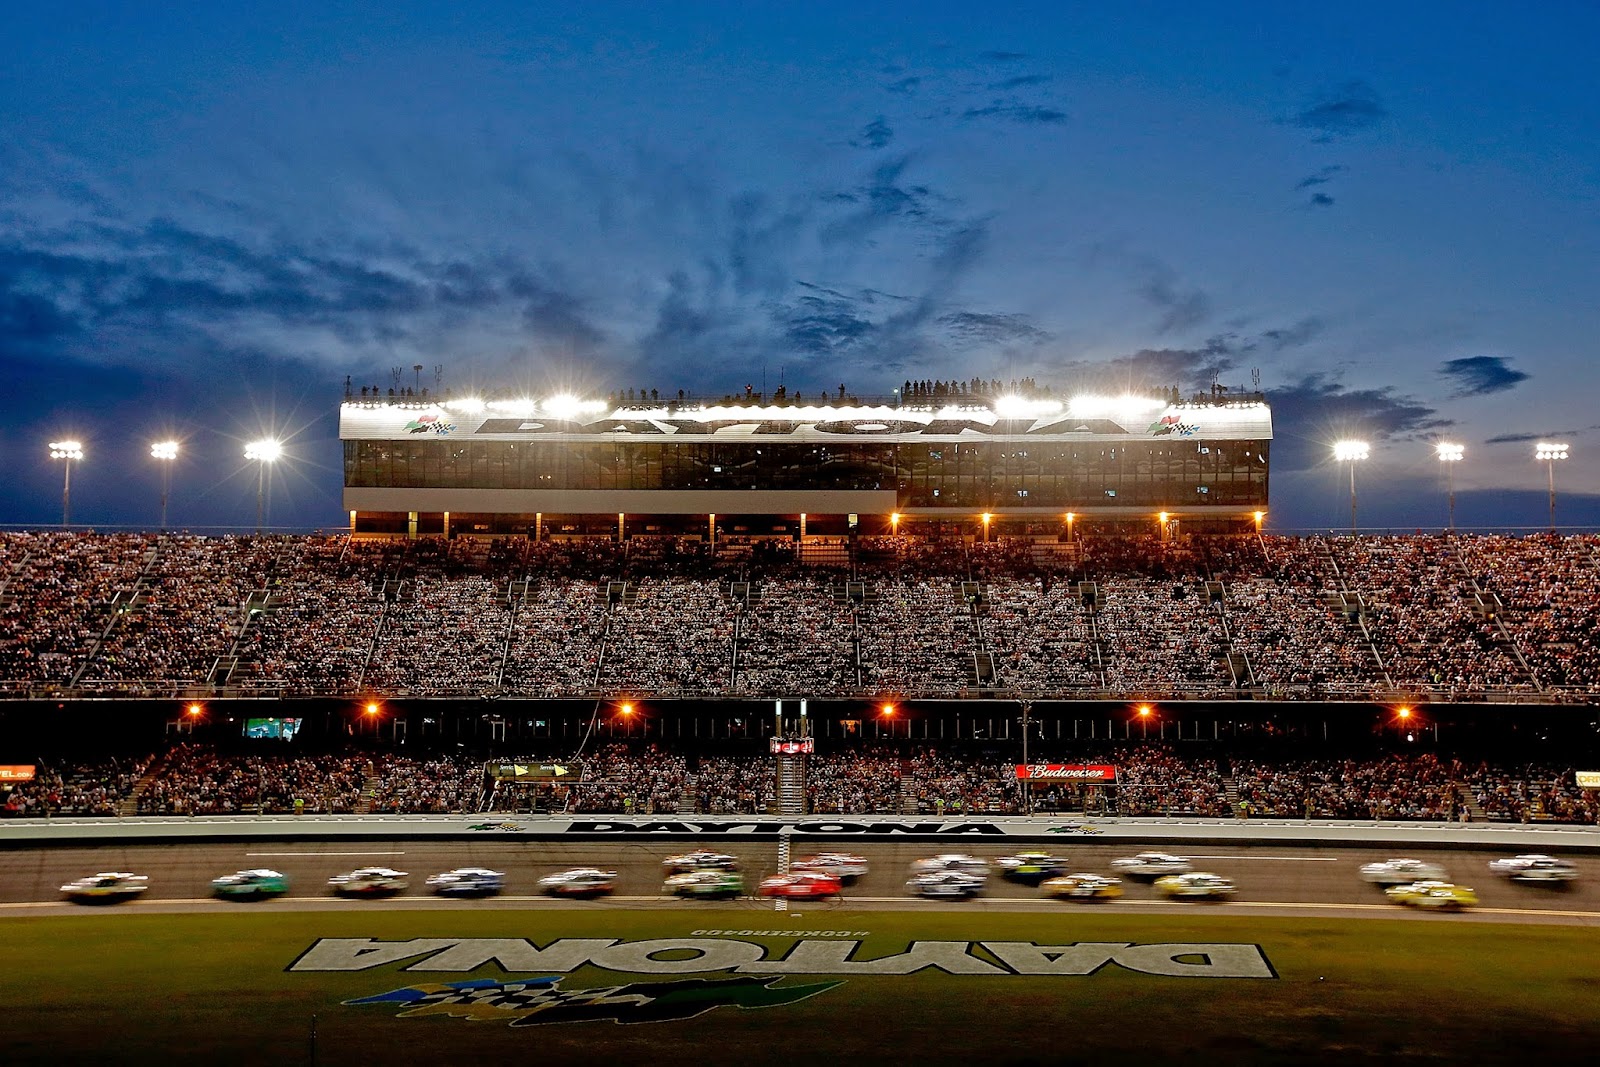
<box><xmin>1535</xmin><ymin>442</ymin><xmax>1568</xmax><ymax>533</ymax></box>
<box><xmin>48</xmin><ymin>440</ymin><xmax>84</xmax><ymax>528</ymax></box>
<box><xmin>244</xmin><ymin>439</ymin><xmax>283</xmax><ymax>534</ymax></box>
<box><xmin>1435</xmin><ymin>443</ymin><xmax>1464</xmax><ymax>532</ymax></box>
<box><xmin>150</xmin><ymin>441</ymin><xmax>179</xmax><ymax>530</ymax></box>
<box><xmin>1332</xmin><ymin>441</ymin><xmax>1369</xmax><ymax>534</ymax></box>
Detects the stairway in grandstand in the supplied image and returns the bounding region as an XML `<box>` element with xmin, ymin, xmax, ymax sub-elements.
<box><xmin>70</xmin><ymin>537</ymin><xmax>166</xmax><ymax>688</ymax></box>
<box><xmin>676</xmin><ymin>775</ymin><xmax>699</xmax><ymax>815</ymax></box>
<box><xmin>1222</xmin><ymin>775</ymin><xmax>1242</xmax><ymax>816</ymax></box>
<box><xmin>355</xmin><ymin>764</ymin><xmax>380</xmax><ymax>814</ymax></box>
<box><xmin>119</xmin><ymin>754</ymin><xmax>171</xmax><ymax>816</ymax></box>
<box><xmin>776</xmin><ymin>755</ymin><xmax>806</xmax><ymax>816</ymax></box>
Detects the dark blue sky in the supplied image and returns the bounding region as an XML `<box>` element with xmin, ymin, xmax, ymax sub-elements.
<box><xmin>3</xmin><ymin>1</ymin><xmax>1597</xmax><ymax>532</ymax></box>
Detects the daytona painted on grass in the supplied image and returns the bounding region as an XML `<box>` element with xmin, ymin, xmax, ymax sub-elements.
<box><xmin>1</xmin><ymin>910</ymin><xmax>1596</xmax><ymax>1064</ymax></box>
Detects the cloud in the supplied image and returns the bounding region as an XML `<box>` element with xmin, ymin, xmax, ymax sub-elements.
<box><xmin>1309</xmin><ymin>192</ymin><xmax>1335</xmax><ymax>207</ymax></box>
<box><xmin>1266</xmin><ymin>373</ymin><xmax>1451</xmax><ymax>471</ymax></box>
<box><xmin>963</xmin><ymin>103</ymin><xmax>1067</xmax><ymax>125</ymax></box>
<box><xmin>1438</xmin><ymin>355</ymin><xmax>1530</xmax><ymax>397</ymax></box>
<box><xmin>936</xmin><ymin>310</ymin><xmax>1050</xmax><ymax>347</ymax></box>
<box><xmin>852</xmin><ymin>117</ymin><xmax>894</xmax><ymax>150</ymax></box>
<box><xmin>883</xmin><ymin>76</ymin><xmax>921</xmax><ymax>95</ymax></box>
<box><xmin>1290</xmin><ymin>81</ymin><xmax>1387</xmax><ymax>138</ymax></box>
<box><xmin>1484</xmin><ymin>430</ymin><xmax>1576</xmax><ymax>445</ymax></box>
<box><xmin>819</xmin><ymin>156</ymin><xmax>938</xmax><ymax>244</ymax></box>
<box><xmin>1134</xmin><ymin>263</ymin><xmax>1211</xmax><ymax>334</ymax></box>
<box><xmin>1295</xmin><ymin>165</ymin><xmax>1345</xmax><ymax>189</ymax></box>
<box><xmin>1260</xmin><ymin>317</ymin><xmax>1325</xmax><ymax>350</ymax></box>
<box><xmin>988</xmin><ymin>74</ymin><xmax>1049</xmax><ymax>90</ymax></box>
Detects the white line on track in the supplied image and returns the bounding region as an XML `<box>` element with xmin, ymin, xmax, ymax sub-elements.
<box><xmin>245</xmin><ymin>851</ymin><xmax>405</xmax><ymax>857</ymax></box>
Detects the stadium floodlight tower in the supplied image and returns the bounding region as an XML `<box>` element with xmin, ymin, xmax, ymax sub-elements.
<box><xmin>1332</xmin><ymin>440</ymin><xmax>1370</xmax><ymax>535</ymax></box>
<box><xmin>1535</xmin><ymin>442</ymin><xmax>1569</xmax><ymax>533</ymax></box>
<box><xmin>48</xmin><ymin>440</ymin><xmax>84</xmax><ymax>528</ymax></box>
<box><xmin>244</xmin><ymin>438</ymin><xmax>283</xmax><ymax>534</ymax></box>
<box><xmin>1435</xmin><ymin>442</ymin><xmax>1464</xmax><ymax>532</ymax></box>
<box><xmin>150</xmin><ymin>441</ymin><xmax>179</xmax><ymax>530</ymax></box>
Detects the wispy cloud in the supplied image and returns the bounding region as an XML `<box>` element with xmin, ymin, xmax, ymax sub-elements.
<box><xmin>988</xmin><ymin>74</ymin><xmax>1049</xmax><ymax>90</ymax></box>
<box><xmin>963</xmin><ymin>103</ymin><xmax>1067</xmax><ymax>125</ymax></box>
<box><xmin>1309</xmin><ymin>192</ymin><xmax>1335</xmax><ymax>207</ymax></box>
<box><xmin>1295</xmin><ymin>164</ymin><xmax>1345</xmax><ymax>189</ymax></box>
<box><xmin>1290</xmin><ymin>80</ymin><xmax>1387</xmax><ymax>139</ymax></box>
<box><xmin>1268</xmin><ymin>373</ymin><xmax>1451</xmax><ymax>471</ymax></box>
<box><xmin>852</xmin><ymin>117</ymin><xmax>894</xmax><ymax>150</ymax></box>
<box><xmin>1439</xmin><ymin>355</ymin><xmax>1530</xmax><ymax>397</ymax></box>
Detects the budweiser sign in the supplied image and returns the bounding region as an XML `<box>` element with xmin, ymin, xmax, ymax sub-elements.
<box><xmin>1014</xmin><ymin>764</ymin><xmax>1117</xmax><ymax>782</ymax></box>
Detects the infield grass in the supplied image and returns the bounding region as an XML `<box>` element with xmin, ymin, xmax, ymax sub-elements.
<box><xmin>2</xmin><ymin>908</ymin><xmax>1596</xmax><ymax>1065</ymax></box>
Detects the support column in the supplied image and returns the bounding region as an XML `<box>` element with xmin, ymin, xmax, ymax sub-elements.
<box><xmin>407</xmin><ymin>511</ymin><xmax>418</xmax><ymax>539</ymax></box>
<box><xmin>799</xmin><ymin>512</ymin><xmax>807</xmax><ymax>540</ymax></box>
<box><xmin>535</xmin><ymin>512</ymin><xmax>542</xmax><ymax>540</ymax></box>
<box><xmin>443</xmin><ymin>511</ymin><xmax>450</xmax><ymax>539</ymax></box>
<box><xmin>618</xmin><ymin>512</ymin><xmax>626</xmax><ymax>542</ymax></box>
<box><xmin>708</xmin><ymin>513</ymin><xmax>716</xmax><ymax>544</ymax></box>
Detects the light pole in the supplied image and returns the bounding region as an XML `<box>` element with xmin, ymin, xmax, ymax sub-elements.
<box><xmin>1332</xmin><ymin>440</ymin><xmax>1369</xmax><ymax>534</ymax></box>
<box><xmin>1435</xmin><ymin>442</ymin><xmax>1463</xmax><ymax>533</ymax></box>
<box><xmin>150</xmin><ymin>441</ymin><xmax>179</xmax><ymax>530</ymax></box>
<box><xmin>245</xmin><ymin>439</ymin><xmax>282</xmax><ymax>534</ymax></box>
<box><xmin>1535</xmin><ymin>442</ymin><xmax>1568</xmax><ymax>533</ymax></box>
<box><xmin>48</xmin><ymin>440</ymin><xmax>83</xmax><ymax>528</ymax></box>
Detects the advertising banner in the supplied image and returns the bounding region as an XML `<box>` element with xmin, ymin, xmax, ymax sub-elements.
<box><xmin>1014</xmin><ymin>764</ymin><xmax>1117</xmax><ymax>782</ymax></box>
<box><xmin>0</xmin><ymin>765</ymin><xmax>36</xmax><ymax>782</ymax></box>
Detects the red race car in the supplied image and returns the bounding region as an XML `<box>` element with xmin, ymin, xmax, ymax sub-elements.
<box><xmin>757</xmin><ymin>872</ymin><xmax>843</xmax><ymax>900</ymax></box>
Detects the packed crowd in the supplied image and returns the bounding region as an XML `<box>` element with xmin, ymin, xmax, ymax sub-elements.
<box><xmin>0</xmin><ymin>754</ymin><xmax>152</xmax><ymax>817</ymax></box>
<box><xmin>135</xmin><ymin>744</ymin><xmax>369</xmax><ymax>815</ymax></box>
<box><xmin>5</xmin><ymin>531</ymin><xmax>1600</xmax><ymax>698</ymax></box>
<box><xmin>806</xmin><ymin>748</ymin><xmax>906</xmax><ymax>814</ymax></box>
<box><xmin>1232</xmin><ymin>754</ymin><xmax>1459</xmax><ymax>820</ymax></box>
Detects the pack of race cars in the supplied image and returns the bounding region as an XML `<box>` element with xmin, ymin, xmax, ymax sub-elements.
<box><xmin>55</xmin><ymin>850</ymin><xmax>1582</xmax><ymax>908</ymax></box>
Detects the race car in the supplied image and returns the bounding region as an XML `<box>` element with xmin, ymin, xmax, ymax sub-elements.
<box><xmin>425</xmin><ymin>867</ymin><xmax>505</xmax><ymax>896</ymax></box>
<box><xmin>1154</xmin><ymin>872</ymin><xmax>1237</xmax><ymax>900</ymax></box>
<box><xmin>909</xmin><ymin>854</ymin><xmax>991</xmax><ymax>876</ymax></box>
<box><xmin>210</xmin><ymin>869</ymin><xmax>289</xmax><ymax>900</ymax></box>
<box><xmin>328</xmin><ymin>867</ymin><xmax>409</xmax><ymax>896</ymax></box>
<box><xmin>663</xmin><ymin>870</ymin><xmax>744</xmax><ymax>899</ymax></box>
<box><xmin>1041</xmin><ymin>873</ymin><xmax>1124</xmax><ymax>901</ymax></box>
<box><xmin>61</xmin><ymin>872</ymin><xmax>149</xmax><ymax>904</ymax></box>
<box><xmin>757</xmin><ymin>872</ymin><xmax>843</xmax><ymax>900</ymax></box>
<box><xmin>1110</xmin><ymin>852</ymin><xmax>1192</xmax><ymax>878</ymax></box>
<box><xmin>996</xmin><ymin>851</ymin><xmax>1069</xmax><ymax>884</ymax></box>
<box><xmin>1358</xmin><ymin>858</ymin><xmax>1447</xmax><ymax>885</ymax></box>
<box><xmin>906</xmin><ymin>870</ymin><xmax>986</xmax><ymax>899</ymax></box>
<box><xmin>537</xmin><ymin>868</ymin><xmax>618</xmax><ymax>897</ymax></box>
<box><xmin>661</xmin><ymin>850</ymin><xmax>739</xmax><ymax>873</ymax></box>
<box><xmin>1385</xmin><ymin>880</ymin><xmax>1477</xmax><ymax>909</ymax></box>
<box><xmin>1487</xmin><ymin>854</ymin><xmax>1579</xmax><ymax>883</ymax></box>
<box><xmin>791</xmin><ymin>852</ymin><xmax>869</xmax><ymax>883</ymax></box>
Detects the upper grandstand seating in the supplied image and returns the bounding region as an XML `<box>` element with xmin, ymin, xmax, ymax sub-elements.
<box><xmin>4</xmin><ymin>530</ymin><xmax>1600</xmax><ymax>699</ymax></box>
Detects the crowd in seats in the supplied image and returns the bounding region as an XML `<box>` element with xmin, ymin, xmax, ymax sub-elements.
<box><xmin>734</xmin><ymin>580</ymin><xmax>855</xmax><ymax>695</ymax></box>
<box><xmin>233</xmin><ymin>538</ymin><xmax>383</xmax><ymax>694</ymax></box>
<box><xmin>363</xmin><ymin>576</ymin><xmax>509</xmax><ymax>694</ymax></box>
<box><xmin>0</xmin><ymin>532</ymin><xmax>152</xmax><ymax>684</ymax></box>
<box><xmin>501</xmin><ymin>581</ymin><xmax>609</xmax><ymax>695</ymax></box>
<box><xmin>0</xmin><ymin>755</ymin><xmax>152</xmax><ymax>817</ymax></box>
<box><xmin>693</xmin><ymin>755</ymin><xmax>775</xmax><ymax>814</ymax></box>
<box><xmin>904</xmin><ymin>747</ymin><xmax>1019</xmax><ymax>814</ymax></box>
<box><xmin>136</xmin><ymin>744</ymin><xmax>368</xmax><ymax>815</ymax></box>
<box><xmin>83</xmin><ymin>537</ymin><xmax>280</xmax><ymax>689</ymax></box>
<box><xmin>1232</xmin><ymin>754</ymin><xmax>1459</xmax><ymax>820</ymax></box>
<box><xmin>858</xmin><ymin>580</ymin><xmax>979</xmax><ymax>693</ymax></box>
<box><xmin>1456</xmin><ymin>534</ymin><xmax>1600</xmax><ymax>690</ymax></box>
<box><xmin>1461</xmin><ymin>762</ymin><xmax>1599</xmax><ymax>824</ymax></box>
<box><xmin>1334</xmin><ymin>536</ymin><xmax>1531</xmax><ymax>694</ymax></box>
<box><xmin>807</xmin><ymin>748</ymin><xmax>906</xmax><ymax>814</ymax></box>
<box><xmin>1097</xmin><ymin>578</ymin><xmax>1233</xmax><ymax>693</ymax></box>
<box><xmin>984</xmin><ymin>579</ymin><xmax>1101</xmax><ymax>692</ymax></box>
<box><xmin>369</xmin><ymin>754</ymin><xmax>483</xmax><ymax>814</ymax></box>
<box><xmin>595</xmin><ymin>580</ymin><xmax>735</xmax><ymax>695</ymax></box>
<box><xmin>1112</xmin><ymin>747</ymin><xmax>1231</xmax><ymax>816</ymax></box>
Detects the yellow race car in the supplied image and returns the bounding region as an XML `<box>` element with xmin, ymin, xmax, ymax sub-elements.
<box><xmin>1041</xmin><ymin>873</ymin><xmax>1124</xmax><ymax>900</ymax></box>
<box><xmin>1384</xmin><ymin>880</ymin><xmax>1477</xmax><ymax>909</ymax></box>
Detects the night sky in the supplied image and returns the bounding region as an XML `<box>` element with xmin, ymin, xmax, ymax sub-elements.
<box><xmin>3</xmin><ymin>2</ymin><xmax>1597</xmax><ymax>532</ymax></box>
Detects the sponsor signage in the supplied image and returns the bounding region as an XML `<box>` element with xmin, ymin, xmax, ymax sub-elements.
<box><xmin>1015</xmin><ymin>764</ymin><xmax>1117</xmax><ymax>782</ymax></box>
<box><xmin>770</xmin><ymin>738</ymin><xmax>815</xmax><ymax>755</ymax></box>
<box><xmin>294</xmin><ymin>936</ymin><xmax>1278</xmax><ymax>980</ymax></box>
<box><xmin>491</xmin><ymin>763</ymin><xmax>572</xmax><ymax>780</ymax></box>
<box><xmin>1577</xmin><ymin>771</ymin><xmax>1600</xmax><ymax>789</ymax></box>
<box><xmin>0</xmin><ymin>765</ymin><xmax>36</xmax><ymax>782</ymax></box>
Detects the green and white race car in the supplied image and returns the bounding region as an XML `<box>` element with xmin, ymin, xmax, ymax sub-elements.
<box><xmin>663</xmin><ymin>869</ymin><xmax>744</xmax><ymax>899</ymax></box>
<box><xmin>211</xmin><ymin>869</ymin><xmax>290</xmax><ymax>900</ymax></box>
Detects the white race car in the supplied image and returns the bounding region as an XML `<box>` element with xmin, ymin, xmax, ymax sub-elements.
<box><xmin>61</xmin><ymin>872</ymin><xmax>149</xmax><ymax>903</ymax></box>
<box><xmin>906</xmin><ymin>870</ymin><xmax>986</xmax><ymax>899</ymax></box>
<box><xmin>1487</xmin><ymin>854</ymin><xmax>1579</xmax><ymax>883</ymax></box>
<box><xmin>425</xmin><ymin>868</ymin><xmax>505</xmax><ymax>896</ymax></box>
<box><xmin>909</xmin><ymin>854</ymin><xmax>991</xmax><ymax>876</ymax></box>
<box><xmin>537</xmin><ymin>868</ymin><xmax>618</xmax><ymax>897</ymax></box>
<box><xmin>1359</xmin><ymin>858</ymin><xmax>1447</xmax><ymax>885</ymax></box>
<box><xmin>661</xmin><ymin>850</ymin><xmax>739</xmax><ymax>873</ymax></box>
<box><xmin>791</xmin><ymin>852</ymin><xmax>870</xmax><ymax>883</ymax></box>
<box><xmin>1110</xmin><ymin>852</ymin><xmax>1192</xmax><ymax>878</ymax></box>
<box><xmin>1155</xmin><ymin>872</ymin><xmax>1237</xmax><ymax>900</ymax></box>
<box><xmin>328</xmin><ymin>867</ymin><xmax>409</xmax><ymax>896</ymax></box>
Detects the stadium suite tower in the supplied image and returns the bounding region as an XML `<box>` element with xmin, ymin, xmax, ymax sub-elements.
<box><xmin>340</xmin><ymin>386</ymin><xmax>1271</xmax><ymax>540</ymax></box>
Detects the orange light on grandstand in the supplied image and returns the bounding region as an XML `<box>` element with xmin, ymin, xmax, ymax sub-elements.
<box><xmin>1138</xmin><ymin>706</ymin><xmax>1152</xmax><ymax>717</ymax></box>
<box><xmin>365</xmin><ymin>703</ymin><xmax>380</xmax><ymax>715</ymax></box>
<box><xmin>619</xmin><ymin>703</ymin><xmax>635</xmax><ymax>716</ymax></box>
<box><xmin>1158</xmin><ymin>512</ymin><xmax>1169</xmax><ymax>524</ymax></box>
<box><xmin>1253</xmin><ymin>511</ymin><xmax>1265</xmax><ymax>527</ymax></box>
<box><xmin>187</xmin><ymin>703</ymin><xmax>203</xmax><ymax>716</ymax></box>
<box><xmin>880</xmin><ymin>703</ymin><xmax>896</xmax><ymax>717</ymax></box>
<box><xmin>1396</xmin><ymin>707</ymin><xmax>1412</xmax><ymax>720</ymax></box>
<box><xmin>890</xmin><ymin>512</ymin><xmax>901</xmax><ymax>531</ymax></box>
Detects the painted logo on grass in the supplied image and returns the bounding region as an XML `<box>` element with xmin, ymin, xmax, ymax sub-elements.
<box><xmin>346</xmin><ymin>974</ymin><xmax>843</xmax><ymax>1027</ymax></box>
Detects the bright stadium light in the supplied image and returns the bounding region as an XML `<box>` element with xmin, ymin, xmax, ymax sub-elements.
<box><xmin>151</xmin><ymin>441</ymin><xmax>179</xmax><ymax>530</ymax></box>
<box><xmin>992</xmin><ymin>395</ymin><xmax>1063</xmax><ymax>419</ymax></box>
<box><xmin>1332</xmin><ymin>440</ymin><xmax>1369</xmax><ymax>534</ymax></box>
<box><xmin>1535</xmin><ymin>442</ymin><xmax>1569</xmax><ymax>532</ymax></box>
<box><xmin>1436</xmin><ymin>443</ymin><xmax>1464</xmax><ymax>532</ymax></box>
<box><xmin>245</xmin><ymin>439</ymin><xmax>282</xmax><ymax>534</ymax></box>
<box><xmin>48</xmin><ymin>440</ymin><xmax>83</xmax><ymax>528</ymax></box>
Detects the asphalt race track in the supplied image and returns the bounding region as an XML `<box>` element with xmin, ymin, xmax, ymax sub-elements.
<box><xmin>4</xmin><ymin>839</ymin><xmax>1599</xmax><ymax>925</ymax></box>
